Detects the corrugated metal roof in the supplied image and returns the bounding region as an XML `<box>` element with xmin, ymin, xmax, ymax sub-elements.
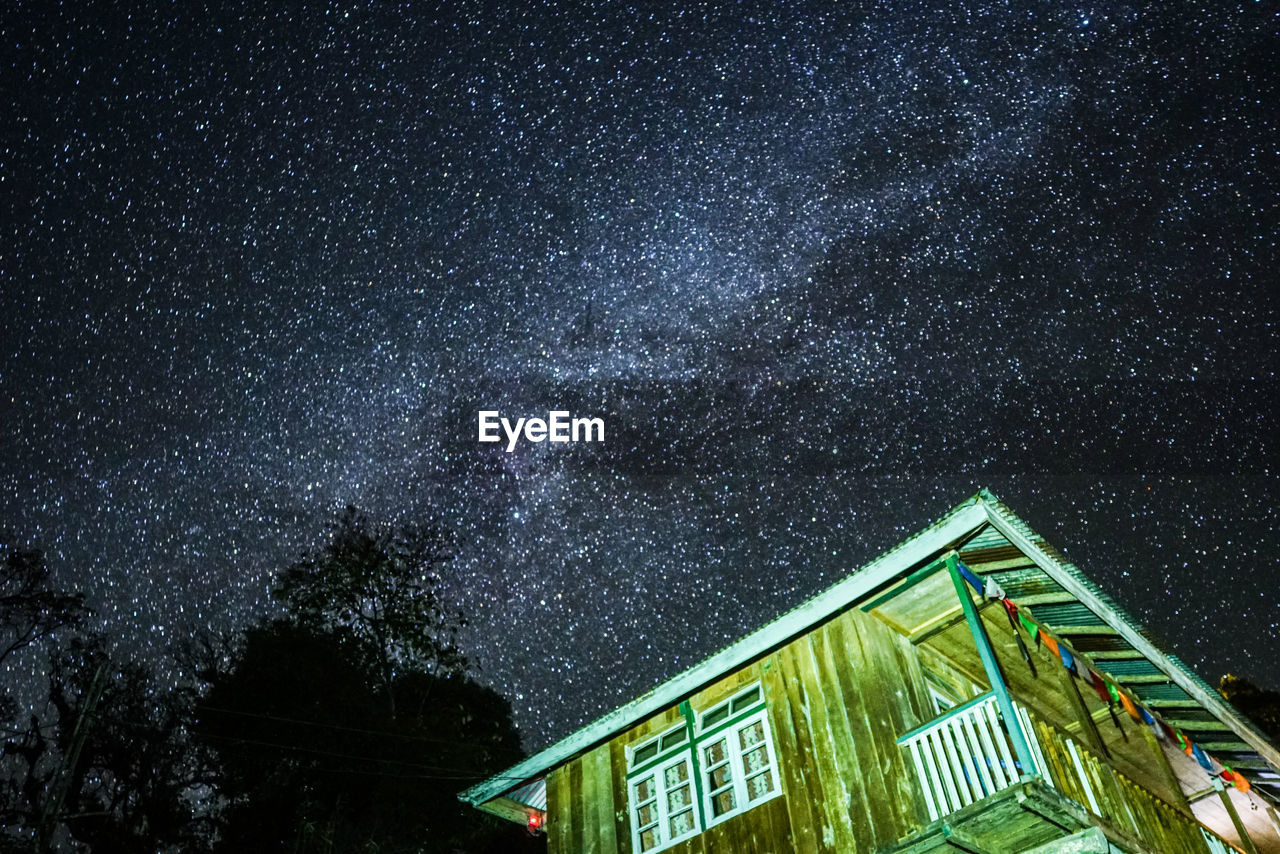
<box><xmin>505</xmin><ymin>778</ymin><xmax>547</xmax><ymax>812</ymax></box>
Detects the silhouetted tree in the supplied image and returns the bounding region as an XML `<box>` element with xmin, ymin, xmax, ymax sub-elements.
<box><xmin>0</xmin><ymin>637</ymin><xmax>217</xmax><ymax>853</ymax></box>
<box><xmin>0</xmin><ymin>541</ymin><xmax>89</xmax><ymax>723</ymax></box>
<box><xmin>275</xmin><ymin>507</ymin><xmax>467</xmax><ymax>719</ymax></box>
<box><xmin>1219</xmin><ymin>674</ymin><xmax>1280</xmax><ymax>744</ymax></box>
<box><xmin>197</xmin><ymin>509</ymin><xmax>541</xmax><ymax>853</ymax></box>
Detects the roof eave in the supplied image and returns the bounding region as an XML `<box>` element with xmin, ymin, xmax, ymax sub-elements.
<box><xmin>977</xmin><ymin>491</ymin><xmax>1280</xmax><ymax>772</ymax></box>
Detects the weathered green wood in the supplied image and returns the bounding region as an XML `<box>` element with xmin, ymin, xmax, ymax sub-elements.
<box><xmin>861</xmin><ymin>555</ymin><xmax>949</xmax><ymax>612</ymax></box>
<box><xmin>1050</xmin><ymin>646</ymin><xmax>1110</xmax><ymax>759</ymax></box>
<box><xmin>980</xmin><ymin>498</ymin><xmax>1280</xmax><ymax>774</ymax></box>
<box><xmin>546</xmin><ymin>571</ymin><xmax>1250</xmax><ymax>854</ymax></box>
<box><xmin>1216</xmin><ymin>778</ymin><xmax>1259</xmax><ymax>854</ymax></box>
<box><xmin>806</xmin><ymin>626</ymin><xmax>863</xmax><ymax>852</ymax></box>
<box><xmin>769</xmin><ymin>647</ymin><xmax>822</xmax><ymax>854</ymax></box>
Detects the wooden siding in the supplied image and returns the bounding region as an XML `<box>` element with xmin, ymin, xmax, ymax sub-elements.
<box><xmin>545</xmin><ymin>605</ymin><xmax>941</xmax><ymax>853</ymax></box>
<box><xmin>543</xmin><ymin>598</ymin><xmax>1250</xmax><ymax>853</ymax></box>
<box><xmin>1027</xmin><ymin>708</ymin><xmax>1237</xmax><ymax>854</ymax></box>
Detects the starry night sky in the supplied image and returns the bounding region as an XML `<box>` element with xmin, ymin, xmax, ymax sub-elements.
<box><xmin>1</xmin><ymin>1</ymin><xmax>1276</xmax><ymax>749</ymax></box>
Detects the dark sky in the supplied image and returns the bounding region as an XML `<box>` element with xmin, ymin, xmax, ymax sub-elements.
<box><xmin>1</xmin><ymin>1</ymin><xmax>1276</xmax><ymax>749</ymax></box>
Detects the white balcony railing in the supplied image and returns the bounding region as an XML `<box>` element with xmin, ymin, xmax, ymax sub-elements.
<box><xmin>897</xmin><ymin>692</ymin><xmax>1038</xmax><ymax>822</ymax></box>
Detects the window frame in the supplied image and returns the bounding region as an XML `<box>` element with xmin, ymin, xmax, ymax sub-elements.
<box><xmin>625</xmin><ymin>683</ymin><xmax>782</xmax><ymax>853</ymax></box>
<box><xmin>696</xmin><ymin>706</ymin><xmax>783</xmax><ymax>828</ymax></box>
<box><xmin>628</xmin><ymin>750</ymin><xmax>699</xmax><ymax>853</ymax></box>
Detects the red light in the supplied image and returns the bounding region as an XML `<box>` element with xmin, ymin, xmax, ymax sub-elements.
<box><xmin>527</xmin><ymin>812</ymin><xmax>544</xmax><ymax>834</ymax></box>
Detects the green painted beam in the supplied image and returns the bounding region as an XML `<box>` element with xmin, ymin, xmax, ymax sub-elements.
<box><xmin>946</xmin><ymin>554</ymin><xmax>1039</xmax><ymax>779</ymax></box>
<box><xmin>860</xmin><ymin>555</ymin><xmax>950</xmax><ymax>612</ymax></box>
<box><xmin>1111</xmin><ymin>674</ymin><xmax>1172</xmax><ymax>685</ymax></box>
<box><xmin>1082</xmin><ymin>650</ymin><xmax>1145</xmax><ymax>661</ymax></box>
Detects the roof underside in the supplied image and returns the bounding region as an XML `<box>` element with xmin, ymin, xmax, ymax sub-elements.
<box><xmin>461</xmin><ymin>489</ymin><xmax>1280</xmax><ymax>813</ymax></box>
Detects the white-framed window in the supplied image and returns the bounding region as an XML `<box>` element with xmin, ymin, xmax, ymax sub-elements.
<box><xmin>626</xmin><ymin>684</ymin><xmax>781</xmax><ymax>852</ymax></box>
<box><xmin>629</xmin><ymin>752</ymin><xmax>699</xmax><ymax>851</ymax></box>
<box><xmin>627</xmin><ymin>723</ymin><xmax>697</xmax><ymax>853</ymax></box>
<box><xmin>699</xmin><ymin>710</ymin><xmax>781</xmax><ymax>826</ymax></box>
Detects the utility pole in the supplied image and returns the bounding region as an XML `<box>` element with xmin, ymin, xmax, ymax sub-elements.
<box><xmin>36</xmin><ymin>659</ymin><xmax>109</xmax><ymax>852</ymax></box>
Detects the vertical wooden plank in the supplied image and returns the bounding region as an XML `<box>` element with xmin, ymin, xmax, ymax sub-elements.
<box><xmin>546</xmin><ymin>766</ymin><xmax>567</xmax><ymax>854</ymax></box>
<box><xmin>765</xmin><ymin>647</ymin><xmax>822</xmax><ymax>854</ymax></box>
<box><xmin>806</xmin><ymin>625</ymin><xmax>863</xmax><ymax>853</ymax></box>
<box><xmin>579</xmin><ymin>746</ymin><xmax>601</xmax><ymax>853</ymax></box>
<box><xmin>592</xmin><ymin>744</ymin><xmax>619</xmax><ymax>852</ymax></box>
<box><xmin>838</xmin><ymin>613</ymin><xmax>912</xmax><ymax>845</ymax></box>
<box><xmin>882</xmin><ymin>622</ymin><xmax>940</xmax><ymax>829</ymax></box>
<box><xmin>565</xmin><ymin>757</ymin><xmax>585</xmax><ymax>854</ymax></box>
<box><xmin>611</xmin><ymin>739</ymin><xmax>631</xmax><ymax>853</ymax></box>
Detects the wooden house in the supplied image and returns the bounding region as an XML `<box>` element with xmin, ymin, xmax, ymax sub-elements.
<box><xmin>461</xmin><ymin>490</ymin><xmax>1280</xmax><ymax>853</ymax></box>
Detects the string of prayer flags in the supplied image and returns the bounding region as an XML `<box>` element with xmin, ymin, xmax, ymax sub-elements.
<box><xmin>954</xmin><ymin>559</ymin><xmax>1256</xmax><ymax>799</ymax></box>
<box><xmin>1087</xmin><ymin>669</ymin><xmax>1111</xmax><ymax>704</ymax></box>
<box><xmin>1001</xmin><ymin>600</ymin><xmax>1037</xmax><ymax>674</ymax></box>
<box><xmin>1139</xmin><ymin>707</ymin><xmax>1164</xmax><ymax>741</ymax></box>
<box><xmin>1040</xmin><ymin>630</ymin><xmax>1060</xmax><ymax>657</ymax></box>
<box><xmin>1018</xmin><ymin>611</ymin><xmax>1041</xmax><ymax>646</ymax></box>
<box><xmin>1221</xmin><ymin>767</ymin><xmax>1252</xmax><ymax>794</ymax></box>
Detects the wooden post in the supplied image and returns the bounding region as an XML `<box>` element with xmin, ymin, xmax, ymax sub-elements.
<box><xmin>1137</xmin><ymin>724</ymin><xmax>1190</xmax><ymax>813</ymax></box>
<box><xmin>1214</xmin><ymin>777</ymin><xmax>1258</xmax><ymax>854</ymax></box>
<box><xmin>1049</xmin><ymin>645</ymin><xmax>1110</xmax><ymax>759</ymax></box>
<box><xmin>945</xmin><ymin>554</ymin><xmax>1039</xmax><ymax>780</ymax></box>
<box><xmin>1267</xmin><ymin>803</ymin><xmax>1280</xmax><ymax>837</ymax></box>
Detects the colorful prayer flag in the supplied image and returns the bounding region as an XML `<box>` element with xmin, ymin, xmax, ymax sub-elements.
<box><xmin>956</xmin><ymin>562</ymin><xmax>984</xmax><ymax>594</ymax></box>
<box><xmin>1058</xmin><ymin>644</ymin><xmax>1076</xmax><ymax>674</ymax></box>
<box><xmin>1088</xmin><ymin>670</ymin><xmax>1111</xmax><ymax>703</ymax></box>
<box><xmin>1041</xmin><ymin>631</ymin><xmax>1060</xmax><ymax>656</ymax></box>
<box><xmin>983</xmin><ymin>576</ymin><xmax>1006</xmax><ymax>601</ymax></box>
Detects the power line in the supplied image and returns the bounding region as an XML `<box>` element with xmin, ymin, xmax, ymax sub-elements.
<box><xmin>194</xmin><ymin>703</ymin><xmax>525</xmax><ymax>756</ymax></box>
<box><xmin>189</xmin><ymin>730</ymin><xmax>534</xmax><ymax>782</ymax></box>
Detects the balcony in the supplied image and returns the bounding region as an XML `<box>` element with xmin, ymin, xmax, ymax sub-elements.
<box><xmin>886</xmin><ymin>696</ymin><xmax>1243</xmax><ymax>854</ymax></box>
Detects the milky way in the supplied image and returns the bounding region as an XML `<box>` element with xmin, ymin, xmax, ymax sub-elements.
<box><xmin>2</xmin><ymin>1</ymin><xmax>1276</xmax><ymax>748</ymax></box>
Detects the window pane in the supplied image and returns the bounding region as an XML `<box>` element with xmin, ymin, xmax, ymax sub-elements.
<box><xmin>660</xmin><ymin>729</ymin><xmax>687</xmax><ymax>751</ymax></box>
<box><xmin>639</xmin><ymin>826</ymin><xmax>660</xmax><ymax>851</ymax></box>
<box><xmin>668</xmin><ymin>809</ymin><xmax>695</xmax><ymax>837</ymax></box>
<box><xmin>663</xmin><ymin>761</ymin><xmax>688</xmax><ymax>788</ymax></box>
<box><xmin>633</xmin><ymin>742</ymin><xmax>659</xmax><ymax>766</ymax></box>
<box><xmin>704</xmin><ymin>738</ymin><xmax>727</xmax><ymax>766</ymax></box>
<box><xmin>633</xmin><ymin>778</ymin><xmax>654</xmax><ymax>803</ymax></box>
<box><xmin>730</xmin><ymin>687</ymin><xmax>761</xmax><ymax>712</ymax></box>
<box><xmin>667</xmin><ymin>784</ymin><xmax>692</xmax><ymax>812</ymax></box>
<box><xmin>702</xmin><ymin>703</ymin><xmax>731</xmax><ymax>729</ymax></box>
<box><xmin>738</xmin><ymin>720</ymin><xmax>765</xmax><ymax>750</ymax></box>
<box><xmin>742</xmin><ymin>745</ymin><xmax>769</xmax><ymax>774</ymax></box>
<box><xmin>708</xmin><ymin>763</ymin><xmax>733</xmax><ymax>790</ymax></box>
<box><xmin>636</xmin><ymin>802</ymin><xmax>656</xmax><ymax>827</ymax></box>
<box><xmin>746</xmin><ymin>769</ymin><xmax>775</xmax><ymax>801</ymax></box>
<box><xmin>711</xmin><ymin>789</ymin><xmax>736</xmax><ymax>817</ymax></box>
